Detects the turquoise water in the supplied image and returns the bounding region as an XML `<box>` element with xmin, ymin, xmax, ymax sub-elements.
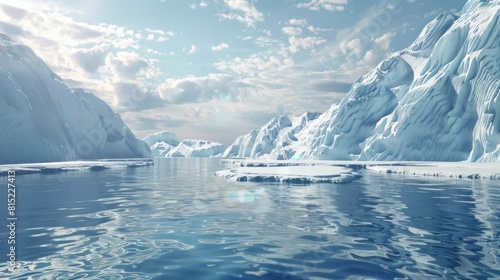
<box><xmin>1</xmin><ymin>158</ymin><xmax>499</xmax><ymax>279</ymax></box>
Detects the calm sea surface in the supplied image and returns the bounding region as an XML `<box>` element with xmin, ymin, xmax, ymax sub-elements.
<box><xmin>0</xmin><ymin>158</ymin><xmax>499</xmax><ymax>279</ymax></box>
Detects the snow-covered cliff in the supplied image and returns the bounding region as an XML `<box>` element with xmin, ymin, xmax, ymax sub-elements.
<box><xmin>0</xmin><ymin>34</ymin><xmax>151</xmax><ymax>164</ymax></box>
<box><xmin>223</xmin><ymin>0</ymin><xmax>500</xmax><ymax>163</ymax></box>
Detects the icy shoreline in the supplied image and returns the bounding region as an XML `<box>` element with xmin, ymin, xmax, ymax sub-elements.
<box><xmin>0</xmin><ymin>159</ymin><xmax>154</xmax><ymax>175</ymax></box>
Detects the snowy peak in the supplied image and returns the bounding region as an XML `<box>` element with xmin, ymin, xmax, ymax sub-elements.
<box><xmin>224</xmin><ymin>0</ymin><xmax>500</xmax><ymax>163</ymax></box>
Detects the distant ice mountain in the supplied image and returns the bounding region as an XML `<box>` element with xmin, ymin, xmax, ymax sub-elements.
<box><xmin>143</xmin><ymin>131</ymin><xmax>180</xmax><ymax>157</ymax></box>
<box><xmin>224</xmin><ymin>0</ymin><xmax>500</xmax><ymax>163</ymax></box>
<box><xmin>144</xmin><ymin>131</ymin><xmax>226</xmax><ymax>157</ymax></box>
<box><xmin>0</xmin><ymin>34</ymin><xmax>151</xmax><ymax>164</ymax></box>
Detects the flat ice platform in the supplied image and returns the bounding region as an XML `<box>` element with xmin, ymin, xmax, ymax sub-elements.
<box><xmin>218</xmin><ymin>159</ymin><xmax>500</xmax><ymax>182</ymax></box>
<box><xmin>216</xmin><ymin>165</ymin><xmax>362</xmax><ymax>184</ymax></box>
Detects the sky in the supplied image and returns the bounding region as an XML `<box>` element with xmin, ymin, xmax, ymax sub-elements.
<box><xmin>0</xmin><ymin>0</ymin><xmax>467</xmax><ymax>145</ymax></box>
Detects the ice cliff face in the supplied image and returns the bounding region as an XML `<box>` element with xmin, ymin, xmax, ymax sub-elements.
<box><xmin>224</xmin><ymin>0</ymin><xmax>500</xmax><ymax>162</ymax></box>
<box><xmin>0</xmin><ymin>34</ymin><xmax>151</xmax><ymax>164</ymax></box>
<box><xmin>144</xmin><ymin>131</ymin><xmax>226</xmax><ymax>157</ymax></box>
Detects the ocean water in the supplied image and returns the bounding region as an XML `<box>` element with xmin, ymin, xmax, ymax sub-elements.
<box><xmin>0</xmin><ymin>158</ymin><xmax>499</xmax><ymax>279</ymax></box>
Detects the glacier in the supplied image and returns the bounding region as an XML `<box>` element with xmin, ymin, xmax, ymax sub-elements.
<box><xmin>144</xmin><ymin>131</ymin><xmax>226</xmax><ymax>157</ymax></box>
<box><xmin>223</xmin><ymin>0</ymin><xmax>500</xmax><ymax>163</ymax></box>
<box><xmin>0</xmin><ymin>34</ymin><xmax>151</xmax><ymax>164</ymax></box>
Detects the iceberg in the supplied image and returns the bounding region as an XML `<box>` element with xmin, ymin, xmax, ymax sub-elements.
<box><xmin>166</xmin><ymin>139</ymin><xmax>226</xmax><ymax>158</ymax></box>
<box><xmin>143</xmin><ymin>131</ymin><xmax>180</xmax><ymax>157</ymax></box>
<box><xmin>223</xmin><ymin>0</ymin><xmax>500</xmax><ymax>163</ymax></box>
<box><xmin>0</xmin><ymin>34</ymin><xmax>151</xmax><ymax>164</ymax></box>
<box><xmin>144</xmin><ymin>131</ymin><xmax>226</xmax><ymax>157</ymax></box>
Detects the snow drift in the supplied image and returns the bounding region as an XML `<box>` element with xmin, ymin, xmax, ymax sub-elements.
<box><xmin>0</xmin><ymin>34</ymin><xmax>151</xmax><ymax>164</ymax></box>
<box><xmin>224</xmin><ymin>0</ymin><xmax>500</xmax><ymax>163</ymax></box>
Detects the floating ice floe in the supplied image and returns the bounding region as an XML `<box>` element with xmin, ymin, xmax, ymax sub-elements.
<box><xmin>216</xmin><ymin>161</ymin><xmax>362</xmax><ymax>184</ymax></box>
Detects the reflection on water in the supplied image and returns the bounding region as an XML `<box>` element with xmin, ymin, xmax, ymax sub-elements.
<box><xmin>0</xmin><ymin>158</ymin><xmax>499</xmax><ymax>279</ymax></box>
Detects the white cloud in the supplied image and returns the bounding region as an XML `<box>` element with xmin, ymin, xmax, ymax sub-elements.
<box><xmin>212</xmin><ymin>42</ymin><xmax>229</xmax><ymax>51</ymax></box>
<box><xmin>144</xmin><ymin>28</ymin><xmax>161</xmax><ymax>35</ymax></box>
<box><xmin>213</xmin><ymin>54</ymin><xmax>293</xmax><ymax>76</ymax></box>
<box><xmin>211</xmin><ymin>53</ymin><xmax>352</xmax><ymax>120</ymax></box>
<box><xmin>71</xmin><ymin>44</ymin><xmax>108</xmax><ymax>73</ymax></box>
<box><xmin>218</xmin><ymin>0</ymin><xmax>264</xmax><ymax>27</ymax></box>
<box><xmin>296</xmin><ymin>0</ymin><xmax>348</xmax><ymax>11</ymax></box>
<box><xmin>0</xmin><ymin>2</ymin><xmax>166</xmax><ymax>108</ymax></box>
<box><xmin>188</xmin><ymin>44</ymin><xmax>197</xmax><ymax>54</ymax></box>
<box><xmin>105</xmin><ymin>51</ymin><xmax>152</xmax><ymax>79</ymax></box>
<box><xmin>288</xmin><ymin>36</ymin><xmax>327</xmax><ymax>53</ymax></box>
<box><xmin>253</xmin><ymin>36</ymin><xmax>280</xmax><ymax>47</ymax></box>
<box><xmin>336</xmin><ymin>32</ymin><xmax>395</xmax><ymax>77</ymax></box>
<box><xmin>307</xmin><ymin>25</ymin><xmax>334</xmax><ymax>34</ymax></box>
<box><xmin>146</xmin><ymin>48</ymin><xmax>169</xmax><ymax>56</ymax></box>
<box><xmin>144</xmin><ymin>28</ymin><xmax>174</xmax><ymax>41</ymax></box>
<box><xmin>183</xmin><ymin>45</ymin><xmax>198</xmax><ymax>54</ymax></box>
<box><xmin>113</xmin><ymin>82</ymin><xmax>165</xmax><ymax>111</ymax></box>
<box><xmin>310</xmin><ymin>0</ymin><xmax>402</xmax><ymax>77</ymax></box>
<box><xmin>338</xmin><ymin>38</ymin><xmax>363</xmax><ymax>58</ymax></box>
<box><xmin>0</xmin><ymin>4</ymin><xmax>107</xmax><ymax>47</ymax></box>
<box><xmin>287</xmin><ymin>18</ymin><xmax>308</xmax><ymax>26</ymax></box>
<box><xmin>281</xmin><ymin>26</ymin><xmax>302</xmax><ymax>36</ymax></box>
<box><xmin>157</xmin><ymin>36</ymin><xmax>169</xmax><ymax>42</ymax></box>
<box><xmin>190</xmin><ymin>1</ymin><xmax>209</xmax><ymax>9</ymax></box>
<box><xmin>363</xmin><ymin>32</ymin><xmax>393</xmax><ymax>65</ymax></box>
<box><xmin>157</xmin><ymin>74</ymin><xmax>246</xmax><ymax>104</ymax></box>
